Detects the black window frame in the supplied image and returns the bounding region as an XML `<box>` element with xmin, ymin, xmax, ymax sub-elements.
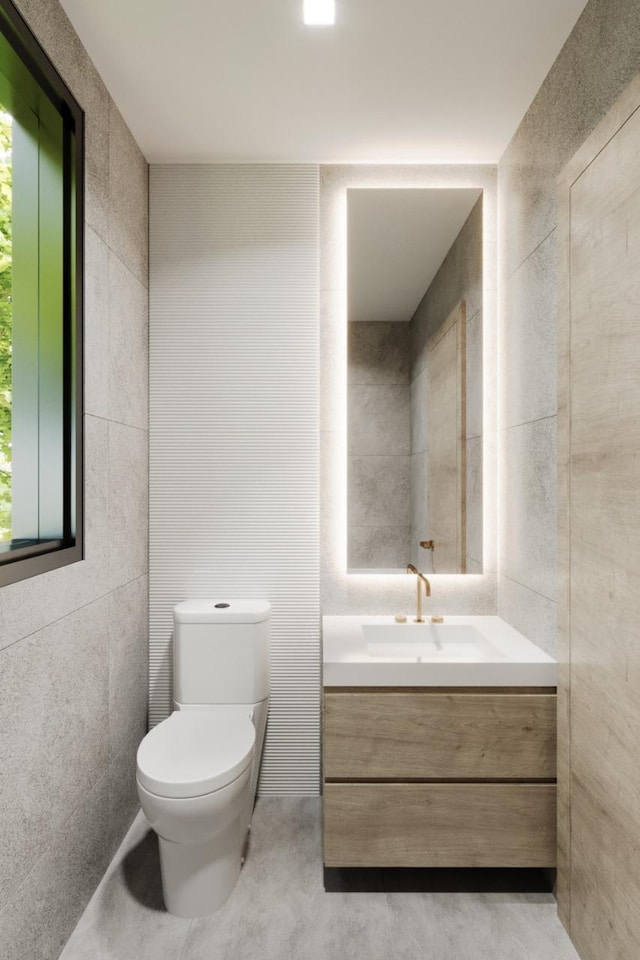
<box><xmin>0</xmin><ymin>0</ymin><xmax>84</xmax><ymax>587</ymax></box>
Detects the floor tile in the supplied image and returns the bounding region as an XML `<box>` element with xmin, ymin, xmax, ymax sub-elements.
<box><xmin>61</xmin><ymin>798</ymin><xmax>580</xmax><ymax>960</ymax></box>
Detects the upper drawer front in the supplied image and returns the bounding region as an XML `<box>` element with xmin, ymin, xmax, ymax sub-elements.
<box><xmin>323</xmin><ymin>691</ymin><xmax>557</xmax><ymax>780</ymax></box>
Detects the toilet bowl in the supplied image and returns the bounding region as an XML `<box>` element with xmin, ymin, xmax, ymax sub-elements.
<box><xmin>137</xmin><ymin>707</ymin><xmax>256</xmax><ymax>917</ymax></box>
<box><xmin>136</xmin><ymin>599</ymin><xmax>270</xmax><ymax>918</ymax></box>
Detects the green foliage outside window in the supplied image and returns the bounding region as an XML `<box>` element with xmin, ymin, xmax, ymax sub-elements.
<box><xmin>0</xmin><ymin>109</ymin><xmax>10</xmax><ymax>541</ymax></box>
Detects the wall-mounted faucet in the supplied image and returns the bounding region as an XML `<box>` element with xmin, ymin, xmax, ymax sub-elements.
<box><xmin>406</xmin><ymin>563</ymin><xmax>431</xmax><ymax>623</ymax></box>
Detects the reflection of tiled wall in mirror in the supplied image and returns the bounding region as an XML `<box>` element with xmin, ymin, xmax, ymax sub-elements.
<box><xmin>409</xmin><ymin>196</ymin><xmax>483</xmax><ymax>573</ymax></box>
<box><xmin>347</xmin><ymin>321</ymin><xmax>411</xmax><ymax>570</ymax></box>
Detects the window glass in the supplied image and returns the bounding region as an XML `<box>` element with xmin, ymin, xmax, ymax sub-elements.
<box><xmin>0</xmin><ymin>0</ymin><xmax>83</xmax><ymax>586</ymax></box>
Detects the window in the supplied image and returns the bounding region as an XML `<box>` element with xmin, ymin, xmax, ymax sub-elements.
<box><xmin>0</xmin><ymin>0</ymin><xmax>83</xmax><ymax>586</ymax></box>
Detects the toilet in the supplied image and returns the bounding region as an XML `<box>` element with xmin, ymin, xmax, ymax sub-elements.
<box><xmin>136</xmin><ymin>599</ymin><xmax>270</xmax><ymax>918</ymax></box>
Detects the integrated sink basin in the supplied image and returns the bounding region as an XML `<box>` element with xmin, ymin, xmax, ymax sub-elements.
<box><xmin>323</xmin><ymin>615</ymin><xmax>557</xmax><ymax>687</ymax></box>
<box><xmin>362</xmin><ymin>623</ymin><xmax>501</xmax><ymax>662</ymax></box>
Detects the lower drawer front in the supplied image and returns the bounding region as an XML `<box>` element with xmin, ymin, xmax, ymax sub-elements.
<box><xmin>323</xmin><ymin>782</ymin><xmax>556</xmax><ymax>868</ymax></box>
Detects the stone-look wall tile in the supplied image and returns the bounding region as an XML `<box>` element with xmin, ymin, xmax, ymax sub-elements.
<box><xmin>499</xmin><ymin>0</ymin><xmax>640</xmax><ymax>280</ymax></box>
<box><xmin>86</xmin><ymin>171</ymin><xmax>110</xmax><ymax>244</ymax></box>
<box><xmin>108</xmin><ymin>735</ymin><xmax>144</xmax><ymax>843</ymax></box>
<box><xmin>348</xmin><ymin>456</ymin><xmax>410</xmax><ymax>528</ymax></box>
<box><xmin>319</xmin><ymin>431</ymin><xmax>348</xmax><ymax>612</ymax></box>
<box><xmin>497</xmin><ymin>0</ymin><xmax>640</xmax><ymax>658</ymax></box>
<box><xmin>500</xmin><ymin>418</ymin><xmax>557</xmax><ymax>602</ymax></box>
<box><xmin>498</xmin><ymin>574</ymin><xmax>558</xmax><ymax>657</ymax></box>
<box><xmin>348</xmin><ymin>322</ymin><xmax>410</xmax><ymax>384</ymax></box>
<box><xmin>0</xmin><ymin>772</ymin><xmax>114</xmax><ymax>960</ymax></box>
<box><xmin>348</xmin><ymin>526</ymin><xmax>410</xmax><ymax>570</ymax></box>
<box><xmin>109</xmin><ymin>577</ymin><xmax>148</xmax><ymax>761</ymax></box>
<box><xmin>0</xmin><ymin>417</ymin><xmax>109</xmax><ymax>653</ymax></box>
<box><xmin>408</xmin><ymin>196</ymin><xmax>484</xmax><ymax>574</ymax></box>
<box><xmin>84</xmin><ymin>229</ymin><xmax>110</xmax><ymax>420</ymax></box>
<box><xmin>13</xmin><ymin>0</ymin><xmax>84</xmax><ymax>93</ymax></box>
<box><xmin>348</xmin><ymin>384</ymin><xmax>410</xmax><ymax>456</ymax></box>
<box><xmin>79</xmin><ymin>64</ymin><xmax>110</xmax><ymax>188</ymax></box>
<box><xmin>410</xmin><ymin>195</ymin><xmax>483</xmax><ymax>380</ymax></box>
<box><xmin>108</xmin><ymin>103</ymin><xmax>149</xmax><ymax>288</ymax></box>
<box><xmin>108</xmin><ymin>252</ymin><xmax>149</xmax><ymax>430</ymax></box>
<box><xmin>58</xmin><ymin>815</ymin><xmax>191</xmax><ymax>960</ymax></box>
<box><xmin>410</xmin><ymin>309</ymin><xmax>430</xmax><ymax>382</ymax></box>
<box><xmin>83</xmin><ymin>415</ymin><xmax>110</xmax><ymax>589</ymax></box>
<box><xmin>410</xmin><ymin>452</ymin><xmax>428</xmax><ymax>543</ymax></box>
<box><xmin>502</xmin><ymin>231</ymin><xmax>557</xmax><ymax>428</ymax></box>
<box><xmin>465</xmin><ymin>436</ymin><xmax>483</xmax><ymax>565</ymax></box>
<box><xmin>0</xmin><ymin>597</ymin><xmax>110</xmax><ymax>910</ymax></box>
<box><xmin>466</xmin><ymin>309</ymin><xmax>483</xmax><ymax>439</ymax></box>
<box><xmin>0</xmin><ymin>3</ymin><xmax>149</xmax><ymax>956</ymax></box>
<box><xmin>12</xmin><ymin>0</ymin><xmax>110</xmax><ymax>200</ymax></box>
<box><xmin>346</xmin><ymin>570</ymin><xmax>498</xmax><ymax>617</ymax></box>
<box><xmin>410</xmin><ymin>369</ymin><xmax>428</xmax><ymax>454</ymax></box>
<box><xmin>108</xmin><ymin>423</ymin><xmax>149</xmax><ymax>590</ymax></box>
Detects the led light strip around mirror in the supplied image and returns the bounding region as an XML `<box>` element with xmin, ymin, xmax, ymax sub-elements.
<box><xmin>319</xmin><ymin>165</ymin><xmax>498</xmax><ymax>613</ymax></box>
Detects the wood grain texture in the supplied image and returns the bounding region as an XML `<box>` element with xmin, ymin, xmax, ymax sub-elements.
<box><xmin>323</xmin><ymin>782</ymin><xmax>557</xmax><ymax>868</ymax></box>
<box><xmin>324</xmin><ymin>691</ymin><xmax>556</xmax><ymax>781</ymax></box>
<box><xmin>427</xmin><ymin>301</ymin><xmax>466</xmax><ymax>572</ymax></box>
<box><xmin>558</xmin><ymin>76</ymin><xmax>640</xmax><ymax>956</ymax></box>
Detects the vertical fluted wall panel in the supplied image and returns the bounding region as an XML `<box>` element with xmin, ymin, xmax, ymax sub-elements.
<box><xmin>149</xmin><ymin>165</ymin><xmax>320</xmax><ymax>795</ymax></box>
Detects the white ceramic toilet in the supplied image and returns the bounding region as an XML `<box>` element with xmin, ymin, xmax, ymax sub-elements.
<box><xmin>136</xmin><ymin>599</ymin><xmax>270</xmax><ymax>918</ymax></box>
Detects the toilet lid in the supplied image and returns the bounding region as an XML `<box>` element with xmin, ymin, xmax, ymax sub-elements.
<box><xmin>136</xmin><ymin>710</ymin><xmax>255</xmax><ymax>799</ymax></box>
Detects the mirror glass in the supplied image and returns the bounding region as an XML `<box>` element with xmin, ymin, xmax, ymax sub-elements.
<box><xmin>347</xmin><ymin>188</ymin><xmax>483</xmax><ymax>574</ymax></box>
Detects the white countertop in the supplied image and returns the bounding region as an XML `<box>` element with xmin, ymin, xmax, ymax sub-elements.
<box><xmin>322</xmin><ymin>615</ymin><xmax>556</xmax><ymax>687</ymax></box>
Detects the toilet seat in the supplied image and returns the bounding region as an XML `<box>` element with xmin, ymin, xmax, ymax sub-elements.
<box><xmin>137</xmin><ymin>708</ymin><xmax>255</xmax><ymax>799</ymax></box>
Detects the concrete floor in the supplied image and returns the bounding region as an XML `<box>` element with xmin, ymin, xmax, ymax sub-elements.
<box><xmin>60</xmin><ymin>799</ymin><xmax>580</xmax><ymax>960</ymax></box>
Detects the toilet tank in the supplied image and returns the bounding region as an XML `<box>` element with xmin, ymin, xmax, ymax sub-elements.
<box><xmin>173</xmin><ymin>600</ymin><xmax>270</xmax><ymax>706</ymax></box>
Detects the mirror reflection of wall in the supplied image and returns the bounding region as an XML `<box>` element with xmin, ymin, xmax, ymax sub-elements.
<box><xmin>347</xmin><ymin>188</ymin><xmax>483</xmax><ymax>574</ymax></box>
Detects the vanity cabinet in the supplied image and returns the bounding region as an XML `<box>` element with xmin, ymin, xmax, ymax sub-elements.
<box><xmin>323</xmin><ymin>688</ymin><xmax>557</xmax><ymax>868</ymax></box>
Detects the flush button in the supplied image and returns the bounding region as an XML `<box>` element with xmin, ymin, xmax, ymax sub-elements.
<box><xmin>214</xmin><ymin>602</ymin><xmax>230</xmax><ymax>609</ymax></box>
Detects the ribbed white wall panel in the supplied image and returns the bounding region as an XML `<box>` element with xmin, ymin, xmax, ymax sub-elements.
<box><xmin>149</xmin><ymin>165</ymin><xmax>320</xmax><ymax>795</ymax></box>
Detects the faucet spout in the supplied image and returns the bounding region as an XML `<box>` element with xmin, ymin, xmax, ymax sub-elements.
<box><xmin>406</xmin><ymin>564</ymin><xmax>432</xmax><ymax>621</ymax></box>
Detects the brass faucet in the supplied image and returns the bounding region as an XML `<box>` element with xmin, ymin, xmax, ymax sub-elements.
<box><xmin>406</xmin><ymin>564</ymin><xmax>431</xmax><ymax>623</ymax></box>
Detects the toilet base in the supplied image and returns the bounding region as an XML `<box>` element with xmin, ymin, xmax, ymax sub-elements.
<box><xmin>158</xmin><ymin>824</ymin><xmax>247</xmax><ymax>918</ymax></box>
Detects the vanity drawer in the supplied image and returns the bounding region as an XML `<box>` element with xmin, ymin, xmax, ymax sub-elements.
<box><xmin>323</xmin><ymin>782</ymin><xmax>557</xmax><ymax>868</ymax></box>
<box><xmin>323</xmin><ymin>690</ymin><xmax>557</xmax><ymax>780</ymax></box>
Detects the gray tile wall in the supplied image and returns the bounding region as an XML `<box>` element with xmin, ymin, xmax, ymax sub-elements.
<box><xmin>409</xmin><ymin>197</ymin><xmax>483</xmax><ymax>571</ymax></box>
<box><xmin>348</xmin><ymin>322</ymin><xmax>411</xmax><ymax>569</ymax></box>
<box><xmin>497</xmin><ymin>0</ymin><xmax>640</xmax><ymax>655</ymax></box>
<box><xmin>0</xmin><ymin>2</ymin><xmax>149</xmax><ymax>958</ymax></box>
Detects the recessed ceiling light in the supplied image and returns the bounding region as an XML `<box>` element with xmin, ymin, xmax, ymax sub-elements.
<box><xmin>304</xmin><ymin>0</ymin><xmax>335</xmax><ymax>26</ymax></box>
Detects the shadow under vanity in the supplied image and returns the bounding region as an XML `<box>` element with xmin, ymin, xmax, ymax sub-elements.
<box><xmin>322</xmin><ymin>616</ymin><xmax>557</xmax><ymax>872</ymax></box>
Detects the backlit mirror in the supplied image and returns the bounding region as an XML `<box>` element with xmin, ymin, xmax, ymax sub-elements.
<box><xmin>347</xmin><ymin>188</ymin><xmax>483</xmax><ymax>574</ymax></box>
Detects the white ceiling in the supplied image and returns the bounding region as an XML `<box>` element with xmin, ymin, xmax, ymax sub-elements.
<box><xmin>348</xmin><ymin>188</ymin><xmax>482</xmax><ymax>323</ymax></box>
<box><xmin>58</xmin><ymin>0</ymin><xmax>588</xmax><ymax>164</ymax></box>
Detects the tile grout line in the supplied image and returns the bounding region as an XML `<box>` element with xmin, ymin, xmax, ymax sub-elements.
<box><xmin>0</xmin><ymin>573</ymin><xmax>148</xmax><ymax>655</ymax></box>
<box><xmin>504</xmin><ymin>225</ymin><xmax>557</xmax><ymax>283</ymax></box>
<box><xmin>499</xmin><ymin>571</ymin><xmax>557</xmax><ymax>606</ymax></box>
<box><xmin>0</xmin><ymin>765</ymin><xmax>113</xmax><ymax>922</ymax></box>
<box><xmin>503</xmin><ymin>412</ymin><xmax>557</xmax><ymax>431</ymax></box>
<box><xmin>179</xmin><ymin>921</ymin><xmax>194</xmax><ymax>960</ymax></box>
<box><xmin>85</xmin><ymin>411</ymin><xmax>149</xmax><ymax>435</ymax></box>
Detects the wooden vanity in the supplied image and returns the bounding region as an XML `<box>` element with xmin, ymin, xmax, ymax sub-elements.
<box><xmin>323</xmin><ymin>686</ymin><xmax>557</xmax><ymax>868</ymax></box>
<box><xmin>322</xmin><ymin>616</ymin><xmax>558</xmax><ymax>870</ymax></box>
